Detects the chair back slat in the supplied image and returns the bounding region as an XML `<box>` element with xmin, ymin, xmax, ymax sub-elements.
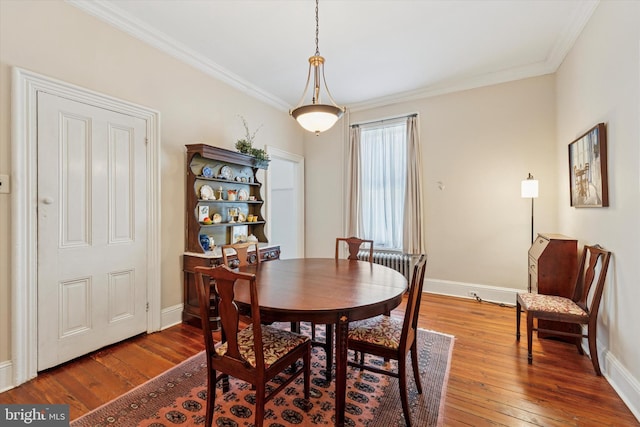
<box><xmin>195</xmin><ymin>265</ymin><xmax>265</xmax><ymax>369</ymax></box>
<box><xmin>572</xmin><ymin>244</ymin><xmax>611</xmax><ymax>317</ymax></box>
<box><xmin>400</xmin><ymin>254</ymin><xmax>427</xmax><ymax>349</ymax></box>
<box><xmin>335</xmin><ymin>236</ymin><xmax>374</xmax><ymax>262</ymax></box>
<box><xmin>222</xmin><ymin>242</ymin><xmax>261</xmax><ymax>267</ymax></box>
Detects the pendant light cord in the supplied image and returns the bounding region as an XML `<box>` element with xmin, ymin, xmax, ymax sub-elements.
<box><xmin>315</xmin><ymin>0</ymin><xmax>320</xmax><ymax>56</ymax></box>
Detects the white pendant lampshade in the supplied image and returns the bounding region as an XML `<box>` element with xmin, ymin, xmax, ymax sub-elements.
<box><xmin>290</xmin><ymin>0</ymin><xmax>345</xmax><ymax>135</ymax></box>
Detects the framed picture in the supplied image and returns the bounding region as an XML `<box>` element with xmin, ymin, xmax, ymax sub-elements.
<box><xmin>568</xmin><ymin>123</ymin><xmax>608</xmax><ymax>207</ymax></box>
<box><xmin>198</xmin><ymin>205</ymin><xmax>209</xmax><ymax>222</ymax></box>
<box><xmin>232</xmin><ymin>225</ymin><xmax>249</xmax><ymax>243</ymax></box>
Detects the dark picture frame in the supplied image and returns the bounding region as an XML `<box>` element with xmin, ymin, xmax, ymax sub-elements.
<box><xmin>568</xmin><ymin>123</ymin><xmax>608</xmax><ymax>207</ymax></box>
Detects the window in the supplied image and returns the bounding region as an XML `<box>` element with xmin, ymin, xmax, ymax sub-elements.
<box><xmin>358</xmin><ymin>120</ymin><xmax>407</xmax><ymax>250</ymax></box>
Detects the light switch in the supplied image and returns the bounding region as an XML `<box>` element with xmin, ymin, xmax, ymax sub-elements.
<box><xmin>0</xmin><ymin>174</ymin><xmax>10</xmax><ymax>194</ymax></box>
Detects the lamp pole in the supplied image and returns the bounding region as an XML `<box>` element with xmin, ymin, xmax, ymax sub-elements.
<box><xmin>530</xmin><ymin>196</ymin><xmax>535</xmax><ymax>245</ymax></box>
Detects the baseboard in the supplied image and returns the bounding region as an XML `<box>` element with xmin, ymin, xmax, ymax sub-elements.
<box><xmin>160</xmin><ymin>303</ymin><xmax>184</xmax><ymax>330</ymax></box>
<box><xmin>603</xmin><ymin>348</ymin><xmax>640</xmax><ymax>421</ymax></box>
<box><xmin>425</xmin><ymin>277</ymin><xmax>520</xmax><ymax>306</ymax></box>
<box><xmin>0</xmin><ymin>360</ymin><xmax>13</xmax><ymax>393</ymax></box>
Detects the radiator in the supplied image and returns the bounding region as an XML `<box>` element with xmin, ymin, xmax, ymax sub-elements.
<box><xmin>358</xmin><ymin>250</ymin><xmax>415</xmax><ymax>280</ymax></box>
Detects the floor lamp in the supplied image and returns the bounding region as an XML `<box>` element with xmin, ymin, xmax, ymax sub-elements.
<box><xmin>522</xmin><ymin>173</ymin><xmax>538</xmax><ymax>293</ymax></box>
<box><xmin>521</xmin><ymin>173</ymin><xmax>539</xmax><ymax>245</ymax></box>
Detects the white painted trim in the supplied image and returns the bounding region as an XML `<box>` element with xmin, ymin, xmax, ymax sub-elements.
<box><xmin>264</xmin><ymin>146</ymin><xmax>305</xmax><ymax>258</ymax></box>
<box><xmin>66</xmin><ymin>0</ymin><xmax>598</xmax><ymax>114</ymax></box>
<box><xmin>603</xmin><ymin>349</ymin><xmax>640</xmax><ymax>421</ymax></box>
<box><xmin>10</xmin><ymin>67</ymin><xmax>161</xmax><ymax>387</ymax></box>
<box><xmin>0</xmin><ymin>361</ymin><xmax>13</xmax><ymax>393</ymax></box>
<box><xmin>160</xmin><ymin>303</ymin><xmax>184</xmax><ymax>331</ymax></box>
<box><xmin>425</xmin><ymin>278</ymin><xmax>519</xmax><ymax>305</ymax></box>
<box><xmin>66</xmin><ymin>0</ymin><xmax>289</xmax><ymax>112</ymax></box>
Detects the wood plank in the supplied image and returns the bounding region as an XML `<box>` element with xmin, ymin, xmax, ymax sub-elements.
<box><xmin>0</xmin><ymin>293</ymin><xmax>637</xmax><ymax>426</ymax></box>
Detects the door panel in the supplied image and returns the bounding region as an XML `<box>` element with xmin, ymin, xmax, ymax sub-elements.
<box><xmin>37</xmin><ymin>92</ymin><xmax>148</xmax><ymax>370</ymax></box>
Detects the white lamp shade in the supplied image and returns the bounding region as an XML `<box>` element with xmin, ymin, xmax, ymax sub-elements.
<box><xmin>296</xmin><ymin>111</ymin><xmax>339</xmax><ymax>133</ymax></box>
<box><xmin>521</xmin><ymin>179</ymin><xmax>539</xmax><ymax>198</ymax></box>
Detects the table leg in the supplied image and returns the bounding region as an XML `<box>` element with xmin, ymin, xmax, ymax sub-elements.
<box><xmin>334</xmin><ymin>313</ymin><xmax>349</xmax><ymax>427</ymax></box>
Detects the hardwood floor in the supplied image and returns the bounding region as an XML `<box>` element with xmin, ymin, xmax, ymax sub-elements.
<box><xmin>1</xmin><ymin>294</ymin><xmax>637</xmax><ymax>426</ymax></box>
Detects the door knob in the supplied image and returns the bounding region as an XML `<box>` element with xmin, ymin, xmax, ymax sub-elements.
<box><xmin>42</xmin><ymin>197</ymin><xmax>54</xmax><ymax>205</ymax></box>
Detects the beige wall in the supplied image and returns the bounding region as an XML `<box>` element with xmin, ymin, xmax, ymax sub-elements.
<box><xmin>556</xmin><ymin>1</ymin><xmax>640</xmax><ymax>384</ymax></box>
<box><xmin>306</xmin><ymin>75</ymin><xmax>558</xmax><ymax>290</ymax></box>
<box><xmin>0</xmin><ymin>1</ymin><xmax>303</xmax><ymax>364</ymax></box>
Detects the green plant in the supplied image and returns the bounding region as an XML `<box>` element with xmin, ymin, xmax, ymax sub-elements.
<box><xmin>235</xmin><ymin>116</ymin><xmax>268</xmax><ymax>163</ymax></box>
<box><xmin>235</xmin><ymin>139</ymin><xmax>252</xmax><ymax>154</ymax></box>
<box><xmin>250</xmin><ymin>147</ymin><xmax>269</xmax><ymax>162</ymax></box>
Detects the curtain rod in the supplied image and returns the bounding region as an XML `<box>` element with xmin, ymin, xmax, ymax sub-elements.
<box><xmin>350</xmin><ymin>113</ymin><xmax>417</xmax><ymax>128</ymax></box>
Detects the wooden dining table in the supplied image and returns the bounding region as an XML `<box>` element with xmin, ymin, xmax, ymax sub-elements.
<box><xmin>236</xmin><ymin>258</ymin><xmax>408</xmax><ymax>427</ymax></box>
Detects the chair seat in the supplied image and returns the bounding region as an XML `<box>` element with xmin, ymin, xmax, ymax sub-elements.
<box><xmin>216</xmin><ymin>324</ymin><xmax>310</xmax><ymax>368</ymax></box>
<box><xmin>348</xmin><ymin>315</ymin><xmax>402</xmax><ymax>350</ymax></box>
<box><xmin>518</xmin><ymin>293</ymin><xmax>587</xmax><ymax>318</ymax></box>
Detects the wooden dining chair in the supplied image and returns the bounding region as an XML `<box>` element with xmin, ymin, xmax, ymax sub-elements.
<box><xmin>335</xmin><ymin>236</ymin><xmax>374</xmax><ymax>261</ymax></box>
<box><xmin>347</xmin><ymin>254</ymin><xmax>427</xmax><ymax>427</ymax></box>
<box><xmin>194</xmin><ymin>264</ymin><xmax>311</xmax><ymax>427</ymax></box>
<box><xmin>516</xmin><ymin>244</ymin><xmax>611</xmax><ymax>375</ymax></box>
<box><xmin>222</xmin><ymin>241</ymin><xmax>261</xmax><ymax>268</ymax></box>
<box><xmin>303</xmin><ymin>236</ymin><xmax>375</xmax><ymax>381</ymax></box>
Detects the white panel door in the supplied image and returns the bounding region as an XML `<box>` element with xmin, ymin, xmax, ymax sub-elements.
<box><xmin>37</xmin><ymin>92</ymin><xmax>148</xmax><ymax>370</ymax></box>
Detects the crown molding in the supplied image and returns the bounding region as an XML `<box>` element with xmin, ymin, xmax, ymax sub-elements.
<box><xmin>351</xmin><ymin>1</ymin><xmax>599</xmax><ymax>112</ymax></box>
<box><xmin>66</xmin><ymin>0</ymin><xmax>290</xmax><ymax>112</ymax></box>
<box><xmin>67</xmin><ymin>0</ymin><xmax>599</xmax><ymax>114</ymax></box>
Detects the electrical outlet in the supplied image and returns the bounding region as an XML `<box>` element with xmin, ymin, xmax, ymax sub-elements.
<box><xmin>0</xmin><ymin>174</ymin><xmax>9</xmax><ymax>194</ymax></box>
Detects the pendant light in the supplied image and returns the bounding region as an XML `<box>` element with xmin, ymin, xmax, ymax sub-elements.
<box><xmin>290</xmin><ymin>0</ymin><xmax>345</xmax><ymax>135</ymax></box>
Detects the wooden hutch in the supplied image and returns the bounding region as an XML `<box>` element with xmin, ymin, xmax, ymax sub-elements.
<box><xmin>183</xmin><ymin>144</ymin><xmax>280</xmax><ymax>327</ymax></box>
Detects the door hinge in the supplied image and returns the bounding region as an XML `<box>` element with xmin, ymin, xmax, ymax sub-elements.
<box><xmin>146</xmin><ymin>302</ymin><xmax>149</xmax><ymax>312</ymax></box>
<box><xmin>145</xmin><ymin>138</ymin><xmax>149</xmax><ymax>145</ymax></box>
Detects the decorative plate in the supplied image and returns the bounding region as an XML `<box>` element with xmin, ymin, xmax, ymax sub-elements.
<box><xmin>238</xmin><ymin>212</ymin><xmax>246</xmax><ymax>222</ymax></box>
<box><xmin>200</xmin><ymin>185</ymin><xmax>215</xmax><ymax>200</ymax></box>
<box><xmin>201</xmin><ymin>166</ymin><xmax>214</xmax><ymax>178</ymax></box>
<box><xmin>219</xmin><ymin>165</ymin><xmax>233</xmax><ymax>180</ymax></box>
<box><xmin>212</xmin><ymin>213</ymin><xmax>222</xmax><ymax>224</ymax></box>
<box><xmin>238</xmin><ymin>189</ymin><xmax>249</xmax><ymax>201</ymax></box>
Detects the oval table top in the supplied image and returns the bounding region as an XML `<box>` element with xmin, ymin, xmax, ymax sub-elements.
<box><xmin>236</xmin><ymin>257</ymin><xmax>408</xmax><ymax>323</ymax></box>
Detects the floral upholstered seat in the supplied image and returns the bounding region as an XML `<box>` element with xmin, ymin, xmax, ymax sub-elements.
<box><xmin>517</xmin><ymin>293</ymin><xmax>588</xmax><ymax>319</ymax></box>
<box><xmin>216</xmin><ymin>324</ymin><xmax>310</xmax><ymax>368</ymax></box>
<box><xmin>348</xmin><ymin>315</ymin><xmax>402</xmax><ymax>350</ymax></box>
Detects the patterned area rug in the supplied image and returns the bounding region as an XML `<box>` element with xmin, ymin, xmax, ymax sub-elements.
<box><xmin>72</xmin><ymin>325</ymin><xmax>453</xmax><ymax>427</ymax></box>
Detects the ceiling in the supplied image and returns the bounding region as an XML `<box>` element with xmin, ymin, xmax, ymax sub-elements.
<box><xmin>69</xmin><ymin>0</ymin><xmax>599</xmax><ymax>112</ymax></box>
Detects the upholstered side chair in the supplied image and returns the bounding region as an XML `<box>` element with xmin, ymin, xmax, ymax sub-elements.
<box><xmin>516</xmin><ymin>244</ymin><xmax>611</xmax><ymax>375</ymax></box>
<box><xmin>194</xmin><ymin>264</ymin><xmax>311</xmax><ymax>427</ymax></box>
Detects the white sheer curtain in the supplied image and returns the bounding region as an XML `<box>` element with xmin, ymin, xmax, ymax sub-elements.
<box><xmin>349</xmin><ymin>119</ymin><xmax>407</xmax><ymax>250</ymax></box>
<box><xmin>348</xmin><ymin>115</ymin><xmax>424</xmax><ymax>253</ymax></box>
